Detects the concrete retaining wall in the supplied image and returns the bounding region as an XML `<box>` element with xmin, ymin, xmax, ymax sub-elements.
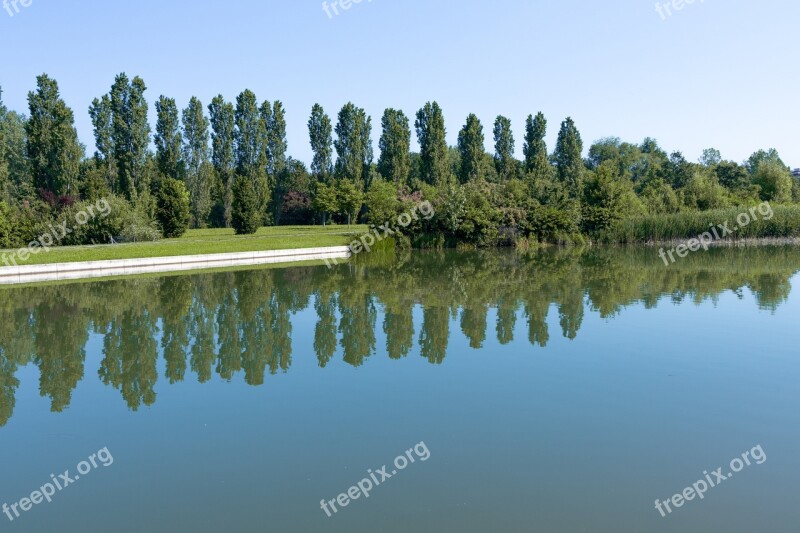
<box><xmin>0</xmin><ymin>246</ymin><xmax>352</xmax><ymax>285</ymax></box>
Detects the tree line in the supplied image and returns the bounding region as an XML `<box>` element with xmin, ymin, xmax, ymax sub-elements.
<box><xmin>1</xmin><ymin>73</ymin><xmax>798</xmax><ymax>248</ymax></box>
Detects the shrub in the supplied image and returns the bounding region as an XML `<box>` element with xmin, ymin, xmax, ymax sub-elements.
<box><xmin>280</xmin><ymin>190</ymin><xmax>313</xmax><ymax>225</ymax></box>
<box><xmin>752</xmin><ymin>161</ymin><xmax>793</xmax><ymax>203</ymax></box>
<box><xmin>364</xmin><ymin>179</ymin><xmax>401</xmax><ymax>226</ymax></box>
<box><xmin>154</xmin><ymin>178</ymin><xmax>190</xmax><ymax>238</ymax></box>
<box><xmin>61</xmin><ymin>195</ymin><xmax>161</xmax><ymax>245</ymax></box>
<box><xmin>0</xmin><ymin>202</ymin><xmax>12</xmax><ymax>248</ymax></box>
<box><xmin>232</xmin><ymin>177</ymin><xmax>260</xmax><ymax>235</ymax></box>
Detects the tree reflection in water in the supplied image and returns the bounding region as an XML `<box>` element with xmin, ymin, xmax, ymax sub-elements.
<box><xmin>0</xmin><ymin>246</ymin><xmax>798</xmax><ymax>425</ymax></box>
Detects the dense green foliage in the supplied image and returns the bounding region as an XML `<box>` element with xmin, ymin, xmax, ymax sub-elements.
<box><xmin>231</xmin><ymin>175</ymin><xmax>260</xmax><ymax>235</ymax></box>
<box><xmin>154</xmin><ymin>178</ymin><xmax>191</xmax><ymax>238</ymax></box>
<box><xmin>1</xmin><ymin>74</ymin><xmax>799</xmax><ymax>254</ymax></box>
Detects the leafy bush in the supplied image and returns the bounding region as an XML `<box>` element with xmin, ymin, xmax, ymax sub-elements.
<box><xmin>232</xmin><ymin>177</ymin><xmax>260</xmax><ymax>235</ymax></box>
<box><xmin>61</xmin><ymin>195</ymin><xmax>161</xmax><ymax>244</ymax></box>
<box><xmin>154</xmin><ymin>178</ymin><xmax>190</xmax><ymax>238</ymax></box>
<box><xmin>0</xmin><ymin>202</ymin><xmax>12</xmax><ymax>248</ymax></box>
<box><xmin>280</xmin><ymin>191</ymin><xmax>313</xmax><ymax>225</ymax></box>
<box><xmin>529</xmin><ymin>203</ymin><xmax>582</xmax><ymax>244</ymax></box>
<box><xmin>364</xmin><ymin>179</ymin><xmax>401</xmax><ymax>226</ymax></box>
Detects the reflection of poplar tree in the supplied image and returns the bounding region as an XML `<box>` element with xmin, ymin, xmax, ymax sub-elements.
<box><xmin>496</xmin><ymin>302</ymin><xmax>517</xmax><ymax>345</ymax></box>
<box><xmin>460</xmin><ymin>306</ymin><xmax>488</xmax><ymax>349</ymax></box>
<box><xmin>419</xmin><ymin>306</ymin><xmax>449</xmax><ymax>365</ymax></box>
<box><xmin>268</xmin><ymin>290</ymin><xmax>293</xmax><ymax>375</ymax></box>
<box><xmin>34</xmin><ymin>301</ymin><xmax>88</xmax><ymax>412</ymax></box>
<box><xmin>0</xmin><ymin>350</ymin><xmax>19</xmax><ymax>427</ymax></box>
<box><xmin>237</xmin><ymin>272</ymin><xmax>272</xmax><ymax>386</ymax></box>
<box><xmin>189</xmin><ymin>286</ymin><xmax>219</xmax><ymax>383</ymax></box>
<box><xmin>98</xmin><ymin>310</ymin><xmax>158</xmax><ymax>411</ymax></box>
<box><xmin>214</xmin><ymin>278</ymin><xmax>242</xmax><ymax>381</ymax></box>
<box><xmin>384</xmin><ymin>303</ymin><xmax>414</xmax><ymax>360</ymax></box>
<box><xmin>314</xmin><ymin>293</ymin><xmax>338</xmax><ymax>368</ymax></box>
<box><xmin>524</xmin><ymin>298</ymin><xmax>550</xmax><ymax>348</ymax></box>
<box><xmin>558</xmin><ymin>288</ymin><xmax>585</xmax><ymax>340</ymax></box>
<box><xmin>160</xmin><ymin>277</ymin><xmax>193</xmax><ymax>384</ymax></box>
<box><xmin>338</xmin><ymin>293</ymin><xmax>377</xmax><ymax>368</ymax></box>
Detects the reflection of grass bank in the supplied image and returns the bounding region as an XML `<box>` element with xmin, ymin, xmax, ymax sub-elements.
<box><xmin>0</xmin><ymin>225</ymin><xmax>366</xmax><ymax>266</ymax></box>
<box><xmin>599</xmin><ymin>206</ymin><xmax>800</xmax><ymax>243</ymax></box>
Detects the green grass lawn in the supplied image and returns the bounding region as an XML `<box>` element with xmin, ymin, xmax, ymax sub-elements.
<box><xmin>0</xmin><ymin>225</ymin><xmax>366</xmax><ymax>266</ymax></box>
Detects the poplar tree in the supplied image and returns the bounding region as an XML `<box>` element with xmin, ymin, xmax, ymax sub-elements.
<box><xmin>155</xmin><ymin>96</ymin><xmax>183</xmax><ymax>180</ymax></box>
<box><xmin>523</xmin><ymin>112</ymin><xmax>549</xmax><ymax>178</ymax></box>
<box><xmin>25</xmin><ymin>74</ymin><xmax>83</xmax><ymax>196</ymax></box>
<box><xmin>263</xmin><ymin>100</ymin><xmax>287</xmax><ymax>221</ymax></box>
<box><xmin>209</xmin><ymin>95</ymin><xmax>236</xmax><ymax>226</ymax></box>
<box><xmin>334</xmin><ymin>102</ymin><xmax>372</xmax><ymax>190</ymax></box>
<box><xmin>234</xmin><ymin>90</ymin><xmax>264</xmax><ymax>177</ymax></box>
<box><xmin>89</xmin><ymin>94</ymin><xmax>116</xmax><ymax>189</ymax></box>
<box><xmin>377</xmin><ymin>108</ymin><xmax>411</xmax><ymax>185</ymax></box>
<box><xmin>554</xmin><ymin>117</ymin><xmax>584</xmax><ymax>196</ymax></box>
<box><xmin>0</xmin><ymin>106</ymin><xmax>31</xmax><ymax>200</ymax></box>
<box><xmin>234</xmin><ymin>89</ymin><xmax>267</xmax><ymax>224</ymax></box>
<box><xmin>457</xmin><ymin>114</ymin><xmax>484</xmax><ymax>184</ymax></box>
<box><xmin>110</xmin><ymin>74</ymin><xmax>151</xmax><ymax>201</ymax></box>
<box><xmin>308</xmin><ymin>104</ymin><xmax>333</xmax><ymax>183</ymax></box>
<box><xmin>265</xmin><ymin>100</ymin><xmax>287</xmax><ymax>177</ymax></box>
<box><xmin>493</xmin><ymin>115</ymin><xmax>516</xmax><ymax>181</ymax></box>
<box><xmin>0</xmin><ymin>88</ymin><xmax>8</xmax><ymax>201</ymax></box>
<box><xmin>415</xmin><ymin>102</ymin><xmax>449</xmax><ymax>186</ymax></box>
<box><xmin>182</xmin><ymin>97</ymin><xmax>212</xmax><ymax>227</ymax></box>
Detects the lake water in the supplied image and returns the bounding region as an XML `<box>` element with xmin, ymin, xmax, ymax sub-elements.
<box><xmin>1</xmin><ymin>246</ymin><xmax>799</xmax><ymax>532</ymax></box>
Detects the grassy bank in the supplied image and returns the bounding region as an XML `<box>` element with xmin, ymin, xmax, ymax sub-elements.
<box><xmin>0</xmin><ymin>225</ymin><xmax>366</xmax><ymax>266</ymax></box>
<box><xmin>599</xmin><ymin>205</ymin><xmax>800</xmax><ymax>244</ymax></box>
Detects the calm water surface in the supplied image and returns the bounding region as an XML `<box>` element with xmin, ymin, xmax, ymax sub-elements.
<box><xmin>1</xmin><ymin>247</ymin><xmax>799</xmax><ymax>532</ymax></box>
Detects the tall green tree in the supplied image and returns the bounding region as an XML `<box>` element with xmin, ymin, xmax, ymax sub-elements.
<box><xmin>752</xmin><ymin>160</ymin><xmax>792</xmax><ymax>203</ymax></box>
<box><xmin>110</xmin><ymin>74</ymin><xmax>151</xmax><ymax>201</ymax></box>
<box><xmin>457</xmin><ymin>113</ymin><xmax>485</xmax><ymax>184</ymax></box>
<box><xmin>554</xmin><ymin>117</ymin><xmax>584</xmax><ymax>197</ymax></box>
<box><xmin>264</xmin><ymin>100</ymin><xmax>287</xmax><ymax>177</ymax></box>
<box><xmin>234</xmin><ymin>90</ymin><xmax>265</xmax><ymax>176</ymax></box>
<box><xmin>523</xmin><ymin>112</ymin><xmax>549</xmax><ymax>181</ymax></box>
<box><xmin>89</xmin><ymin>94</ymin><xmax>116</xmax><ymax>190</ymax></box>
<box><xmin>377</xmin><ymin>108</ymin><xmax>411</xmax><ymax>185</ymax></box>
<box><xmin>25</xmin><ymin>75</ymin><xmax>83</xmax><ymax>196</ymax></box>
<box><xmin>235</xmin><ymin>90</ymin><xmax>269</xmax><ymax>221</ymax></box>
<box><xmin>209</xmin><ymin>95</ymin><xmax>236</xmax><ymax>227</ymax></box>
<box><xmin>493</xmin><ymin>115</ymin><xmax>515</xmax><ymax>181</ymax></box>
<box><xmin>700</xmin><ymin>148</ymin><xmax>721</xmax><ymax>167</ymax></box>
<box><xmin>334</xmin><ymin>102</ymin><xmax>372</xmax><ymax>190</ymax></box>
<box><xmin>0</xmin><ymin>107</ymin><xmax>31</xmax><ymax>200</ymax></box>
<box><xmin>154</xmin><ymin>96</ymin><xmax>183</xmax><ymax>180</ymax></box>
<box><xmin>182</xmin><ymin>97</ymin><xmax>212</xmax><ymax>227</ymax></box>
<box><xmin>747</xmin><ymin>148</ymin><xmax>786</xmax><ymax>175</ymax></box>
<box><xmin>308</xmin><ymin>104</ymin><xmax>333</xmax><ymax>184</ymax></box>
<box><xmin>0</xmin><ymin>88</ymin><xmax>8</xmax><ymax>201</ymax></box>
<box><xmin>715</xmin><ymin>160</ymin><xmax>749</xmax><ymax>190</ymax></box>
<box><xmin>263</xmin><ymin>100</ymin><xmax>288</xmax><ymax>222</ymax></box>
<box><xmin>415</xmin><ymin>101</ymin><xmax>449</xmax><ymax>186</ymax></box>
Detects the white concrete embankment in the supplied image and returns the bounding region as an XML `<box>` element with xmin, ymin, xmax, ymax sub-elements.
<box><xmin>0</xmin><ymin>246</ymin><xmax>352</xmax><ymax>285</ymax></box>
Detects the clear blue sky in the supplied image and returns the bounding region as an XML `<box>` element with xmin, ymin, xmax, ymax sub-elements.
<box><xmin>1</xmin><ymin>0</ymin><xmax>798</xmax><ymax>167</ymax></box>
